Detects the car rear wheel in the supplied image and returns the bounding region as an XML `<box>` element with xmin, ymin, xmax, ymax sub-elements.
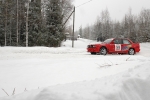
<box><xmin>100</xmin><ymin>47</ymin><xmax>107</xmax><ymax>55</ymax></box>
<box><xmin>128</xmin><ymin>48</ymin><xmax>135</xmax><ymax>55</ymax></box>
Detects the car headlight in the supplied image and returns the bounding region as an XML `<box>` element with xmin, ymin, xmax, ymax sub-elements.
<box><xmin>87</xmin><ymin>45</ymin><xmax>96</xmax><ymax>48</ymax></box>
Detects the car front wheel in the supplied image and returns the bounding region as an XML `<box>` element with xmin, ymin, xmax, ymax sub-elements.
<box><xmin>128</xmin><ymin>48</ymin><xmax>135</xmax><ymax>55</ymax></box>
<box><xmin>100</xmin><ymin>47</ymin><xmax>107</xmax><ymax>55</ymax></box>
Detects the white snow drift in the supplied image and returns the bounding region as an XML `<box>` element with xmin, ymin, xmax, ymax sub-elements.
<box><xmin>0</xmin><ymin>39</ymin><xmax>150</xmax><ymax>100</ymax></box>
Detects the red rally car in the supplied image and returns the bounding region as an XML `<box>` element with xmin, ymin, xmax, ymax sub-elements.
<box><xmin>87</xmin><ymin>38</ymin><xmax>140</xmax><ymax>55</ymax></box>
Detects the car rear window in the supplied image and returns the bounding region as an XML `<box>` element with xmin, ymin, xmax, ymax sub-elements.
<box><xmin>123</xmin><ymin>39</ymin><xmax>131</xmax><ymax>44</ymax></box>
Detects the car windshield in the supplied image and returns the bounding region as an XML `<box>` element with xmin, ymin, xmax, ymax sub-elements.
<box><xmin>103</xmin><ymin>39</ymin><xmax>113</xmax><ymax>43</ymax></box>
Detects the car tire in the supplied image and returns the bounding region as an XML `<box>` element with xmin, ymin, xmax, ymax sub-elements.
<box><xmin>128</xmin><ymin>48</ymin><xmax>135</xmax><ymax>55</ymax></box>
<box><xmin>100</xmin><ymin>47</ymin><xmax>107</xmax><ymax>55</ymax></box>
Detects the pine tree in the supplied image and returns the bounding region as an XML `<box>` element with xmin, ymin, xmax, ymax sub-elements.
<box><xmin>46</xmin><ymin>0</ymin><xmax>65</xmax><ymax>47</ymax></box>
<box><xmin>28</xmin><ymin>0</ymin><xmax>42</xmax><ymax>46</ymax></box>
<box><xmin>18</xmin><ymin>0</ymin><xmax>27</xmax><ymax>46</ymax></box>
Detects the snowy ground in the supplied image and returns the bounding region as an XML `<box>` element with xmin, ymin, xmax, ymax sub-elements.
<box><xmin>0</xmin><ymin>38</ymin><xmax>150</xmax><ymax>100</ymax></box>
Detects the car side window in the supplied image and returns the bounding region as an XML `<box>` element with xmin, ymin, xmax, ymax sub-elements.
<box><xmin>123</xmin><ymin>39</ymin><xmax>131</xmax><ymax>44</ymax></box>
<box><xmin>114</xmin><ymin>39</ymin><xmax>122</xmax><ymax>44</ymax></box>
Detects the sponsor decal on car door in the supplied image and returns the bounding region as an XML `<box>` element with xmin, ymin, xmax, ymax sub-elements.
<box><xmin>115</xmin><ymin>44</ymin><xmax>121</xmax><ymax>51</ymax></box>
<box><xmin>121</xmin><ymin>39</ymin><xmax>132</xmax><ymax>51</ymax></box>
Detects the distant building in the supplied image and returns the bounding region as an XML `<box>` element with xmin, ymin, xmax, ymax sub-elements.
<box><xmin>65</xmin><ymin>32</ymin><xmax>77</xmax><ymax>40</ymax></box>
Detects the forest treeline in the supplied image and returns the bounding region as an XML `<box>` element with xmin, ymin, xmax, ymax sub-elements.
<box><xmin>77</xmin><ymin>8</ymin><xmax>150</xmax><ymax>42</ymax></box>
<box><xmin>0</xmin><ymin>0</ymin><xmax>73</xmax><ymax>47</ymax></box>
<box><xmin>0</xmin><ymin>0</ymin><xmax>150</xmax><ymax>47</ymax></box>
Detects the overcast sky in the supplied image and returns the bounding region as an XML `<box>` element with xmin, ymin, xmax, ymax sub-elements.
<box><xmin>73</xmin><ymin>0</ymin><xmax>150</xmax><ymax>30</ymax></box>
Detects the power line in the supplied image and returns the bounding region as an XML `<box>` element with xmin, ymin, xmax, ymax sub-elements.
<box><xmin>69</xmin><ymin>0</ymin><xmax>94</xmax><ymax>48</ymax></box>
<box><xmin>76</xmin><ymin>0</ymin><xmax>93</xmax><ymax>8</ymax></box>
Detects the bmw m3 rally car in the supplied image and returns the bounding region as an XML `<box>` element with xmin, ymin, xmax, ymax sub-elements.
<box><xmin>87</xmin><ymin>38</ymin><xmax>140</xmax><ymax>55</ymax></box>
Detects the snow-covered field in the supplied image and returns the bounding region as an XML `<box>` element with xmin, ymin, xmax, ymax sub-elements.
<box><xmin>0</xmin><ymin>38</ymin><xmax>150</xmax><ymax>100</ymax></box>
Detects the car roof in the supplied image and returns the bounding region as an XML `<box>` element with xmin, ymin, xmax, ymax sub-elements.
<box><xmin>110</xmin><ymin>38</ymin><xmax>129</xmax><ymax>40</ymax></box>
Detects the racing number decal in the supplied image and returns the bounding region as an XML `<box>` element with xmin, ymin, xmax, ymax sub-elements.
<box><xmin>115</xmin><ymin>44</ymin><xmax>121</xmax><ymax>51</ymax></box>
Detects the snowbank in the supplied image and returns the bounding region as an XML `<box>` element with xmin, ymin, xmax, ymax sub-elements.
<box><xmin>0</xmin><ymin>39</ymin><xmax>150</xmax><ymax>100</ymax></box>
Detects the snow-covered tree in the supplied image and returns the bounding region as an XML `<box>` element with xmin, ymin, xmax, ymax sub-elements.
<box><xmin>0</xmin><ymin>0</ymin><xmax>5</xmax><ymax>46</ymax></box>
<box><xmin>28</xmin><ymin>0</ymin><xmax>42</xmax><ymax>46</ymax></box>
<box><xmin>46</xmin><ymin>0</ymin><xmax>65</xmax><ymax>47</ymax></box>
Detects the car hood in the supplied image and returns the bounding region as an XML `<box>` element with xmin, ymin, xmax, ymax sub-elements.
<box><xmin>89</xmin><ymin>42</ymin><xmax>106</xmax><ymax>46</ymax></box>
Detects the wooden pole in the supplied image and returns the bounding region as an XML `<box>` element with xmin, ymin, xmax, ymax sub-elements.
<box><xmin>72</xmin><ymin>6</ymin><xmax>75</xmax><ymax>48</ymax></box>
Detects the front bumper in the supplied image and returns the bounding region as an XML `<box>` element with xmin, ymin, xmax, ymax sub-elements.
<box><xmin>87</xmin><ymin>47</ymin><xmax>99</xmax><ymax>53</ymax></box>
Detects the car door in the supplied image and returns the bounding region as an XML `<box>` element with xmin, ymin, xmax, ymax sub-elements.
<box><xmin>121</xmin><ymin>39</ymin><xmax>131</xmax><ymax>52</ymax></box>
<box><xmin>109</xmin><ymin>39</ymin><xmax>122</xmax><ymax>53</ymax></box>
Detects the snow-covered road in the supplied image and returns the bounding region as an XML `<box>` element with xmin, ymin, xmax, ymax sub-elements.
<box><xmin>0</xmin><ymin>39</ymin><xmax>150</xmax><ymax>100</ymax></box>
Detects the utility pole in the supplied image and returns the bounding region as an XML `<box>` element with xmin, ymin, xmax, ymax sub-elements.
<box><xmin>72</xmin><ymin>6</ymin><xmax>75</xmax><ymax>48</ymax></box>
<box><xmin>71</xmin><ymin>0</ymin><xmax>92</xmax><ymax>47</ymax></box>
<box><xmin>26</xmin><ymin>0</ymin><xmax>29</xmax><ymax>47</ymax></box>
<box><xmin>64</xmin><ymin>1</ymin><xmax>92</xmax><ymax>48</ymax></box>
